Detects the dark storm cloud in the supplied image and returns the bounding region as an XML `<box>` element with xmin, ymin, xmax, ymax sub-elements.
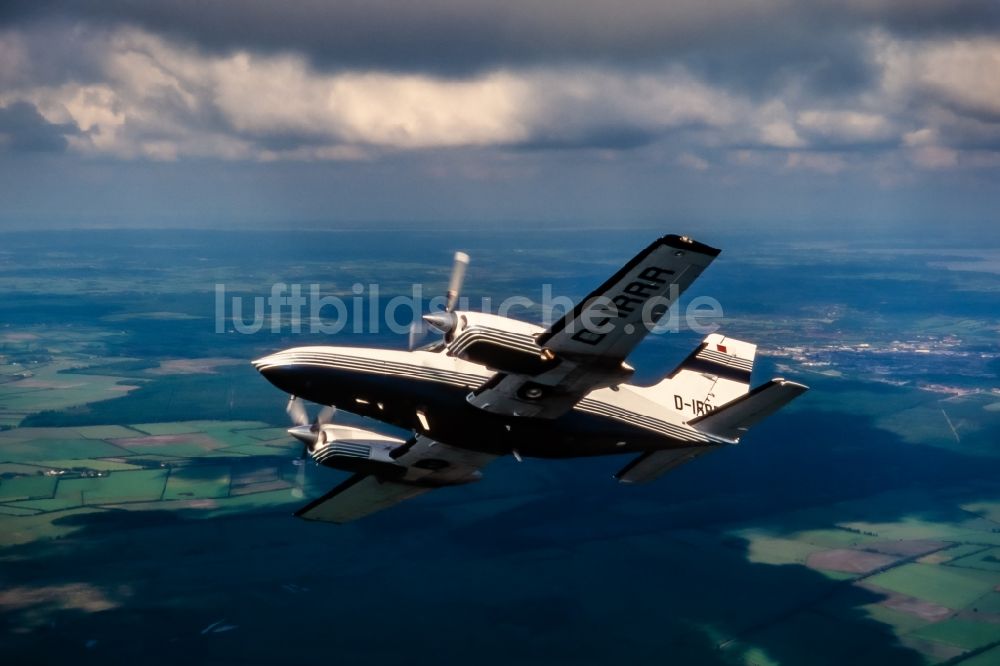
<box><xmin>0</xmin><ymin>0</ymin><xmax>996</xmax><ymax>177</ymax></box>
<box><xmin>0</xmin><ymin>101</ymin><xmax>79</xmax><ymax>152</ymax></box>
<box><xmin>682</xmin><ymin>29</ymin><xmax>876</xmax><ymax>99</ymax></box>
<box><xmin>829</xmin><ymin>0</ymin><xmax>1000</xmax><ymax>35</ymax></box>
<box><xmin>514</xmin><ymin>126</ymin><xmax>659</xmax><ymax>151</ymax></box>
<box><xmin>2</xmin><ymin>1</ymin><xmax>996</xmax><ymax>94</ymax></box>
<box><xmin>0</xmin><ymin>20</ymin><xmax>109</xmax><ymax>88</ymax></box>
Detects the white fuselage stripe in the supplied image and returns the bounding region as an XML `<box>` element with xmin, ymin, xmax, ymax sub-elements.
<box><xmin>260</xmin><ymin>351</ymin><xmax>713</xmax><ymax>443</ymax></box>
<box><xmin>695</xmin><ymin>349</ymin><xmax>753</xmax><ymax>370</ymax></box>
<box><xmin>450</xmin><ymin>326</ymin><xmax>540</xmax><ymax>356</ymax></box>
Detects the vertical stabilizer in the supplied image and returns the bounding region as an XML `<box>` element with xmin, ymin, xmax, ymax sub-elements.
<box><xmin>644</xmin><ymin>333</ymin><xmax>756</xmax><ymax>419</ymax></box>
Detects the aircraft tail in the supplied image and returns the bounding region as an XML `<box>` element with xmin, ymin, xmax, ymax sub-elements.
<box><xmin>617</xmin><ymin>334</ymin><xmax>806</xmax><ymax>484</ymax></box>
<box><xmin>615</xmin><ymin>378</ymin><xmax>807</xmax><ymax>483</ymax></box>
<box><xmin>645</xmin><ymin>333</ymin><xmax>757</xmax><ymax>418</ymax></box>
<box><xmin>688</xmin><ymin>379</ymin><xmax>808</xmax><ymax>441</ymax></box>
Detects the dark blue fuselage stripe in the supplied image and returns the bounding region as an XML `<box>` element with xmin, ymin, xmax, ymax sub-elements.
<box><xmin>269</xmin><ymin>354</ymin><xmax>704</xmax><ymax>441</ymax></box>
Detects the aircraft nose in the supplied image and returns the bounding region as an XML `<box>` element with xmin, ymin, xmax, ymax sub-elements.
<box><xmin>252</xmin><ymin>353</ymin><xmax>283</xmax><ymax>372</ymax></box>
<box><xmin>251</xmin><ymin>351</ymin><xmax>313</xmax><ymax>398</ymax></box>
<box><xmin>251</xmin><ymin>353</ymin><xmax>289</xmax><ymax>388</ymax></box>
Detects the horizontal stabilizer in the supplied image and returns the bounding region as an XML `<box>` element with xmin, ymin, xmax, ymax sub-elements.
<box><xmin>688</xmin><ymin>378</ymin><xmax>808</xmax><ymax>441</ymax></box>
<box><xmin>295</xmin><ymin>473</ymin><xmax>431</xmax><ymax>524</ymax></box>
<box><xmin>615</xmin><ymin>445</ymin><xmax>721</xmax><ymax>484</ymax></box>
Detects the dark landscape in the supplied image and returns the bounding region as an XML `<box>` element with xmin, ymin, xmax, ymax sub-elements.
<box><xmin>1</xmin><ymin>227</ymin><xmax>998</xmax><ymax>665</ymax></box>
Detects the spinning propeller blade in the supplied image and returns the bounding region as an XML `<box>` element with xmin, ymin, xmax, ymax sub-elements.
<box><xmin>316</xmin><ymin>404</ymin><xmax>336</xmax><ymax>426</ymax></box>
<box><xmin>291</xmin><ymin>458</ymin><xmax>306</xmax><ymax>498</ymax></box>
<box><xmin>409</xmin><ymin>251</ymin><xmax>470</xmax><ymax>348</ymax></box>
<box><xmin>408</xmin><ymin>319</ymin><xmax>426</xmax><ymax>351</ymax></box>
<box><xmin>286</xmin><ymin>395</ymin><xmax>309</xmax><ymax>427</ymax></box>
<box><xmin>285</xmin><ymin>397</ymin><xmax>336</xmax><ymax>497</ymax></box>
<box><xmin>445</xmin><ymin>251</ymin><xmax>469</xmax><ymax>313</ymax></box>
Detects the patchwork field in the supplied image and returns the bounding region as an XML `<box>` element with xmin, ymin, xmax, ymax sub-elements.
<box><xmin>2</xmin><ymin>230</ymin><xmax>1000</xmax><ymax>665</ymax></box>
<box><xmin>0</xmin><ymin>420</ymin><xmax>302</xmax><ymax>546</ymax></box>
<box><xmin>725</xmin><ymin>486</ymin><xmax>1000</xmax><ymax>664</ymax></box>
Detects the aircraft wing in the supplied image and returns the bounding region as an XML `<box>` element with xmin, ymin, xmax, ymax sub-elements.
<box><xmin>614</xmin><ymin>445</ymin><xmax>722</xmax><ymax>484</ymax></box>
<box><xmin>468</xmin><ymin>235</ymin><xmax>720</xmax><ymax>419</ymax></box>
<box><xmin>536</xmin><ymin>234</ymin><xmax>720</xmax><ymax>361</ymax></box>
<box><xmin>295</xmin><ymin>474</ymin><xmax>432</xmax><ymax>523</ymax></box>
<box><xmin>295</xmin><ymin>435</ymin><xmax>498</xmax><ymax>523</ymax></box>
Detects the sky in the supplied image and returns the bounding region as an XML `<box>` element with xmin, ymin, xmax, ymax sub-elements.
<box><xmin>0</xmin><ymin>1</ymin><xmax>998</xmax><ymax>232</ymax></box>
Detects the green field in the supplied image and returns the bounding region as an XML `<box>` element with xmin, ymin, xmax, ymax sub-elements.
<box><xmin>866</xmin><ymin>563</ymin><xmax>998</xmax><ymax>609</ymax></box>
<box><xmin>0</xmin><ymin>359</ymin><xmax>140</xmax><ymax>427</ymax></box>
<box><xmin>35</xmin><ymin>458</ymin><xmax>145</xmax><ymax>471</ymax></box>
<box><xmin>729</xmin><ymin>530</ymin><xmax>826</xmax><ymax>566</ymax></box>
<box><xmin>0</xmin><ymin>419</ymin><xmax>299</xmax><ymax>538</ymax></box>
<box><xmin>0</xmin><ymin>437</ymin><xmax>132</xmax><ymax>462</ymax></box>
<box><xmin>909</xmin><ymin>619</ymin><xmax>1000</xmax><ymax>650</ymax></box>
<box><xmin>0</xmin><ymin>474</ymin><xmax>57</xmax><ymax>501</ymax></box>
<box><xmin>163</xmin><ymin>465</ymin><xmax>231</xmax><ymax>500</ymax></box>
<box><xmin>877</xmin><ymin>394</ymin><xmax>1000</xmax><ymax>457</ymax></box>
<box><xmin>949</xmin><ymin>547</ymin><xmax>1000</xmax><ymax>573</ymax></box>
<box><xmin>960</xmin><ymin>646</ymin><xmax>1000</xmax><ymax>666</ymax></box>
<box><xmin>56</xmin><ymin>469</ymin><xmax>169</xmax><ymax>504</ymax></box>
<box><xmin>969</xmin><ymin>591</ymin><xmax>1000</xmax><ymax>614</ymax></box>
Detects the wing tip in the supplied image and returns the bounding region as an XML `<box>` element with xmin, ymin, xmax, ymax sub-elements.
<box><xmin>771</xmin><ymin>377</ymin><xmax>810</xmax><ymax>393</ymax></box>
<box><xmin>661</xmin><ymin>234</ymin><xmax>721</xmax><ymax>258</ymax></box>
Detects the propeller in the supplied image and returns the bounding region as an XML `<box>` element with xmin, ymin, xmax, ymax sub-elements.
<box><xmin>445</xmin><ymin>251</ymin><xmax>469</xmax><ymax>313</ymax></box>
<box><xmin>285</xmin><ymin>396</ymin><xmax>336</xmax><ymax>497</ymax></box>
<box><xmin>408</xmin><ymin>318</ymin><xmax>427</xmax><ymax>352</ymax></box>
<box><xmin>286</xmin><ymin>394</ymin><xmax>309</xmax><ymax>427</ymax></box>
<box><xmin>408</xmin><ymin>251</ymin><xmax>469</xmax><ymax>350</ymax></box>
<box><xmin>291</xmin><ymin>457</ymin><xmax>306</xmax><ymax>499</ymax></box>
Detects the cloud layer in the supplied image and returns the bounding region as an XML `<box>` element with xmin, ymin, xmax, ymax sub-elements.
<box><xmin>2</xmin><ymin>20</ymin><xmax>998</xmax><ymax>170</ymax></box>
<box><xmin>0</xmin><ymin>1</ymin><xmax>998</xmax><ymax>228</ymax></box>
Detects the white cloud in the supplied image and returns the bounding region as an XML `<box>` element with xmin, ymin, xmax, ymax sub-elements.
<box><xmin>759</xmin><ymin>121</ymin><xmax>805</xmax><ymax>148</ymax></box>
<box><xmin>902</xmin><ymin>129</ymin><xmax>959</xmax><ymax>169</ymax></box>
<box><xmin>902</xmin><ymin>127</ymin><xmax>936</xmax><ymax>147</ymax></box>
<box><xmin>677</xmin><ymin>152</ymin><xmax>709</xmax><ymax>170</ymax></box>
<box><xmin>326</xmin><ymin>72</ymin><xmax>532</xmax><ymax>147</ymax></box>
<box><xmin>751</xmin><ymin>102</ymin><xmax>804</xmax><ymax>148</ymax></box>
<box><xmin>905</xmin><ymin>37</ymin><xmax>1000</xmax><ymax>119</ymax></box>
<box><xmin>796</xmin><ymin>110</ymin><xmax>894</xmax><ymax>143</ymax></box>
<box><xmin>1</xmin><ymin>29</ymin><xmax>750</xmax><ymax>158</ymax></box>
<box><xmin>785</xmin><ymin>151</ymin><xmax>847</xmax><ymax>174</ymax></box>
<box><xmin>0</xmin><ymin>24</ymin><xmax>998</xmax><ymax>176</ymax></box>
<box><xmin>909</xmin><ymin>144</ymin><xmax>959</xmax><ymax>169</ymax></box>
<box><xmin>876</xmin><ymin>33</ymin><xmax>1000</xmax><ymax>118</ymax></box>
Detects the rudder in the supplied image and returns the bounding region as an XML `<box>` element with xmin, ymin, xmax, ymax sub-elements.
<box><xmin>644</xmin><ymin>333</ymin><xmax>757</xmax><ymax>419</ymax></box>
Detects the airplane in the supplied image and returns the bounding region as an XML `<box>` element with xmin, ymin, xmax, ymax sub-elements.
<box><xmin>253</xmin><ymin>234</ymin><xmax>808</xmax><ymax>523</ymax></box>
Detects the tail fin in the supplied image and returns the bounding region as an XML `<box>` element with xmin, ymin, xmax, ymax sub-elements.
<box><xmin>644</xmin><ymin>333</ymin><xmax>757</xmax><ymax>419</ymax></box>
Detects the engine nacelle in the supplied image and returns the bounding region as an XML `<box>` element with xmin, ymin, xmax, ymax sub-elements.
<box><xmin>443</xmin><ymin>311</ymin><xmax>555</xmax><ymax>375</ymax></box>
<box><xmin>304</xmin><ymin>425</ymin><xmax>408</xmax><ymax>476</ymax></box>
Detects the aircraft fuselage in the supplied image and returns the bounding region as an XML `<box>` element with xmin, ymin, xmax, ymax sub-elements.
<box><xmin>254</xmin><ymin>345</ymin><xmax>711</xmax><ymax>461</ymax></box>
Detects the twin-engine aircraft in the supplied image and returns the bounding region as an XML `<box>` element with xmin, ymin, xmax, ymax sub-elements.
<box><xmin>253</xmin><ymin>235</ymin><xmax>807</xmax><ymax>523</ymax></box>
